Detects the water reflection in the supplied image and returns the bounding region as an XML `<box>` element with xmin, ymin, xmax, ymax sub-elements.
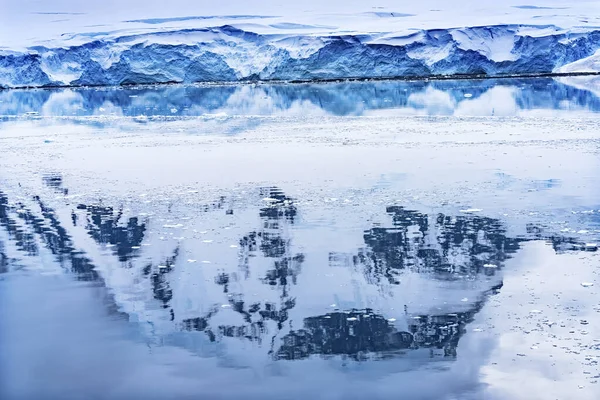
<box><xmin>2</xmin><ymin>183</ymin><xmax>597</xmax><ymax>367</ymax></box>
<box><xmin>354</xmin><ymin>206</ymin><xmax>522</xmax><ymax>286</ymax></box>
<box><xmin>2</xmin><ymin>77</ymin><xmax>600</xmax><ymax>119</ymax></box>
<box><xmin>0</xmin><ymin>192</ymin><xmax>99</xmax><ymax>280</ymax></box>
<box><xmin>80</xmin><ymin>204</ymin><xmax>146</xmax><ymax>262</ymax></box>
<box><xmin>180</xmin><ymin>188</ymin><xmax>303</xmax><ymax>345</ymax></box>
<box><xmin>275</xmin><ymin>302</ymin><xmax>492</xmax><ymax>361</ymax></box>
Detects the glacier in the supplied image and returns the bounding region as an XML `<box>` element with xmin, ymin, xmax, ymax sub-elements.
<box><xmin>2</xmin><ymin>1</ymin><xmax>600</xmax><ymax>88</ymax></box>
<box><xmin>2</xmin><ymin>24</ymin><xmax>600</xmax><ymax>88</ymax></box>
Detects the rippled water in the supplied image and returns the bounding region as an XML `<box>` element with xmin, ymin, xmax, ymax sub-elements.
<box><xmin>1</xmin><ymin>78</ymin><xmax>600</xmax><ymax>400</ymax></box>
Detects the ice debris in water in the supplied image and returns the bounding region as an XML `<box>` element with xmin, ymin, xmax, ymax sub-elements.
<box><xmin>387</xmin><ymin>318</ymin><xmax>397</xmax><ymax>322</ymax></box>
<box><xmin>347</xmin><ymin>317</ymin><xmax>358</xmax><ymax>321</ymax></box>
<box><xmin>483</xmin><ymin>264</ymin><xmax>497</xmax><ymax>269</ymax></box>
<box><xmin>530</xmin><ymin>309</ymin><xmax>542</xmax><ymax>314</ymax></box>
<box><xmin>464</xmin><ymin>93</ymin><xmax>473</xmax><ymax>98</ymax></box>
<box><xmin>460</xmin><ymin>208</ymin><xmax>482</xmax><ymax>213</ymax></box>
<box><xmin>187</xmin><ymin>259</ymin><xmax>197</xmax><ymax>263</ymax></box>
<box><xmin>461</xmin><ymin>298</ymin><xmax>469</xmax><ymax>302</ymax></box>
<box><xmin>581</xmin><ymin>282</ymin><xmax>594</xmax><ymax>288</ymax></box>
<box><xmin>163</xmin><ymin>223</ymin><xmax>184</xmax><ymax>228</ymax></box>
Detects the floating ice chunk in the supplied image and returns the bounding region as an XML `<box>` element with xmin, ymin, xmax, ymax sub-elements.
<box><xmin>230</xmin><ymin>244</ymin><xmax>238</xmax><ymax>248</ymax></box>
<box><xmin>473</xmin><ymin>328</ymin><xmax>483</xmax><ymax>332</ymax></box>
<box><xmin>163</xmin><ymin>223</ymin><xmax>183</xmax><ymax>228</ymax></box>
<box><xmin>464</xmin><ymin>93</ymin><xmax>473</xmax><ymax>98</ymax></box>
<box><xmin>387</xmin><ymin>318</ymin><xmax>397</xmax><ymax>322</ymax></box>
<box><xmin>483</xmin><ymin>264</ymin><xmax>497</xmax><ymax>269</ymax></box>
<box><xmin>202</xmin><ymin>260</ymin><xmax>211</xmax><ymax>264</ymax></box>
<box><xmin>347</xmin><ymin>317</ymin><xmax>358</xmax><ymax>321</ymax></box>
<box><xmin>221</xmin><ymin>304</ymin><xmax>231</xmax><ymax>308</ymax></box>
<box><xmin>202</xmin><ymin>240</ymin><xmax>213</xmax><ymax>243</ymax></box>
<box><xmin>187</xmin><ymin>259</ymin><xmax>197</xmax><ymax>263</ymax></box>
<box><xmin>581</xmin><ymin>282</ymin><xmax>594</xmax><ymax>287</ymax></box>
<box><xmin>131</xmin><ymin>246</ymin><xmax>141</xmax><ymax>249</ymax></box>
<box><xmin>460</xmin><ymin>208</ymin><xmax>482</xmax><ymax>213</ymax></box>
<box><xmin>330</xmin><ymin>304</ymin><xmax>337</xmax><ymax>308</ymax></box>
<box><xmin>461</xmin><ymin>298</ymin><xmax>469</xmax><ymax>302</ymax></box>
<box><xmin>530</xmin><ymin>309</ymin><xmax>542</xmax><ymax>314</ymax></box>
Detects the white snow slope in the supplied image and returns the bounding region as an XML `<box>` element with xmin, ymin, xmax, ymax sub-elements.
<box><xmin>1</xmin><ymin>1</ymin><xmax>600</xmax><ymax>88</ymax></box>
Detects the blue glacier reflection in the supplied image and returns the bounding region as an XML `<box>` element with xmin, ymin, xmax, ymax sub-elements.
<box><xmin>2</xmin><ymin>77</ymin><xmax>600</xmax><ymax>119</ymax></box>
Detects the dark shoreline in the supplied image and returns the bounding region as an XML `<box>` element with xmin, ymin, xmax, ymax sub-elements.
<box><xmin>1</xmin><ymin>71</ymin><xmax>599</xmax><ymax>92</ymax></box>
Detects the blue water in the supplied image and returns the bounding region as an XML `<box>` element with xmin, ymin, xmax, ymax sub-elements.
<box><xmin>1</xmin><ymin>78</ymin><xmax>600</xmax><ymax>400</ymax></box>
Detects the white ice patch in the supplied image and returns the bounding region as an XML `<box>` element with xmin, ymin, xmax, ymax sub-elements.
<box><xmin>209</xmin><ymin>40</ymin><xmax>277</xmax><ymax>78</ymax></box>
<box><xmin>40</xmin><ymin>53</ymin><xmax>82</xmax><ymax>84</ymax></box>
<box><xmin>90</xmin><ymin>45</ymin><xmax>127</xmax><ymax>70</ymax></box>
<box><xmin>273</xmin><ymin>36</ymin><xmax>327</xmax><ymax>59</ymax></box>
<box><xmin>407</xmin><ymin>42</ymin><xmax>453</xmax><ymax>66</ymax></box>
<box><xmin>450</xmin><ymin>27</ymin><xmax>518</xmax><ymax>62</ymax></box>
<box><xmin>557</xmin><ymin>49</ymin><xmax>600</xmax><ymax>73</ymax></box>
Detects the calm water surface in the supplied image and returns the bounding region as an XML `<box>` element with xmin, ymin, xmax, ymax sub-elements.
<box><xmin>1</xmin><ymin>77</ymin><xmax>600</xmax><ymax>400</ymax></box>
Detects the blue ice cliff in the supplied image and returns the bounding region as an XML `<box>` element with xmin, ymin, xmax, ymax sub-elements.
<box><xmin>1</xmin><ymin>25</ymin><xmax>600</xmax><ymax>88</ymax></box>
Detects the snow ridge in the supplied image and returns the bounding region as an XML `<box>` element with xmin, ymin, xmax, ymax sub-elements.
<box><xmin>2</xmin><ymin>24</ymin><xmax>600</xmax><ymax>88</ymax></box>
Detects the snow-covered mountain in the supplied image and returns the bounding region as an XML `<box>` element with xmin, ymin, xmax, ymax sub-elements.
<box><xmin>1</xmin><ymin>1</ymin><xmax>600</xmax><ymax>87</ymax></box>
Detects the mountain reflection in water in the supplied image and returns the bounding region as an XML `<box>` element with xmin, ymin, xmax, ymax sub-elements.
<box><xmin>0</xmin><ymin>185</ymin><xmax>596</xmax><ymax>364</ymax></box>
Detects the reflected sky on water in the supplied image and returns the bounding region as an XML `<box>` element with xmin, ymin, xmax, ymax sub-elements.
<box><xmin>1</xmin><ymin>78</ymin><xmax>600</xmax><ymax>400</ymax></box>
